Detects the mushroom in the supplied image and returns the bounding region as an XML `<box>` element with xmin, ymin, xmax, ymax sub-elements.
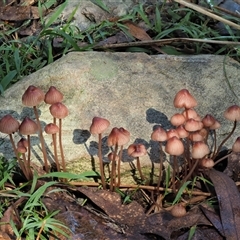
<box><xmin>0</xmin><ymin>115</ymin><xmax>28</xmax><ymax>178</ymax></box>
<box><xmin>213</xmin><ymin>105</ymin><xmax>240</xmax><ymax>160</ymax></box>
<box><xmin>127</xmin><ymin>143</ymin><xmax>147</xmax><ymax>182</ymax></box>
<box><xmin>170</xmin><ymin>113</ymin><xmax>186</xmax><ymax>127</ymax></box>
<box><xmin>232</xmin><ymin>137</ymin><xmax>240</xmax><ymax>153</ymax></box>
<box><xmin>45</xmin><ymin>123</ymin><xmax>60</xmax><ymax>172</ymax></box>
<box><xmin>107</xmin><ymin>127</ymin><xmax>130</xmax><ymax>190</ymax></box>
<box><xmin>19</xmin><ymin>117</ymin><xmax>38</xmax><ymax>178</ymax></box>
<box><xmin>151</xmin><ymin>126</ymin><xmax>167</xmax><ymax>191</ymax></box>
<box><xmin>182</xmin><ymin>141</ymin><xmax>210</xmax><ymax>184</ymax></box>
<box><xmin>22</xmin><ymin>85</ymin><xmax>49</xmax><ymax>172</ymax></box>
<box><xmin>165</xmin><ymin>136</ymin><xmax>184</xmax><ymax>193</ymax></box>
<box><xmin>200</xmin><ymin>158</ymin><xmax>214</xmax><ymax>168</ymax></box>
<box><xmin>173</xmin><ymin>89</ymin><xmax>197</xmax><ymax>111</ymax></box>
<box><xmin>44</xmin><ymin>86</ymin><xmax>64</xmax><ymax>124</ymax></box>
<box><xmin>49</xmin><ymin>102</ymin><xmax>69</xmax><ymax>172</ymax></box>
<box><xmin>90</xmin><ymin>117</ymin><xmax>110</xmax><ymax>190</ymax></box>
<box><xmin>171</xmin><ymin>203</ymin><xmax>187</xmax><ymax>217</ymax></box>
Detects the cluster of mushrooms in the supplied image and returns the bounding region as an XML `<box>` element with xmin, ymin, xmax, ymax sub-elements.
<box><xmin>90</xmin><ymin>89</ymin><xmax>240</xmax><ymax>195</ymax></box>
<box><xmin>0</xmin><ymin>87</ymin><xmax>240</xmax><ymax>203</ymax></box>
<box><xmin>0</xmin><ymin>86</ymin><xmax>68</xmax><ymax>180</ymax></box>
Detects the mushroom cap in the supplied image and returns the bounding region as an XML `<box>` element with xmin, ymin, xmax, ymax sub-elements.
<box><xmin>165</xmin><ymin>136</ymin><xmax>184</xmax><ymax>156</ymax></box>
<box><xmin>182</xmin><ymin>109</ymin><xmax>201</xmax><ymax>121</ymax></box>
<box><xmin>107</xmin><ymin>152</ymin><xmax>119</xmax><ymax>162</ymax></box>
<box><xmin>171</xmin><ymin>203</ymin><xmax>187</xmax><ymax>217</ymax></box>
<box><xmin>232</xmin><ymin>137</ymin><xmax>240</xmax><ymax>153</ymax></box>
<box><xmin>176</xmin><ymin>125</ymin><xmax>189</xmax><ymax>139</ymax></box>
<box><xmin>166</xmin><ymin>129</ymin><xmax>179</xmax><ymax>139</ymax></box>
<box><xmin>170</xmin><ymin>113</ymin><xmax>185</xmax><ymax>126</ymax></box>
<box><xmin>209</xmin><ymin>120</ymin><xmax>221</xmax><ymax>130</ymax></box>
<box><xmin>188</xmin><ymin>129</ymin><xmax>207</xmax><ymax>142</ymax></box>
<box><xmin>90</xmin><ymin>117</ymin><xmax>110</xmax><ymax>135</ymax></box>
<box><xmin>173</xmin><ymin>89</ymin><xmax>197</xmax><ymax>109</ymax></box>
<box><xmin>202</xmin><ymin>114</ymin><xmax>216</xmax><ymax>128</ymax></box>
<box><xmin>17</xmin><ymin>146</ymin><xmax>27</xmax><ymax>154</ymax></box>
<box><xmin>44</xmin><ymin>86</ymin><xmax>64</xmax><ymax>104</ymax></box>
<box><xmin>0</xmin><ymin>115</ymin><xmax>19</xmax><ymax>134</ymax></box>
<box><xmin>184</xmin><ymin>118</ymin><xmax>203</xmax><ymax>132</ymax></box>
<box><xmin>224</xmin><ymin>105</ymin><xmax>240</xmax><ymax>121</ymax></box>
<box><xmin>200</xmin><ymin>158</ymin><xmax>214</xmax><ymax>168</ymax></box>
<box><xmin>19</xmin><ymin>117</ymin><xmax>38</xmax><ymax>135</ymax></box>
<box><xmin>191</xmin><ymin>141</ymin><xmax>210</xmax><ymax>159</ymax></box>
<box><xmin>151</xmin><ymin>126</ymin><xmax>167</xmax><ymax>142</ymax></box>
<box><xmin>49</xmin><ymin>102</ymin><xmax>69</xmax><ymax>119</ymax></box>
<box><xmin>17</xmin><ymin>138</ymin><xmax>28</xmax><ymax>148</ymax></box>
<box><xmin>107</xmin><ymin>127</ymin><xmax>130</xmax><ymax>146</ymax></box>
<box><xmin>22</xmin><ymin>85</ymin><xmax>45</xmax><ymax>107</ymax></box>
<box><xmin>45</xmin><ymin>123</ymin><xmax>59</xmax><ymax>134</ymax></box>
<box><xmin>127</xmin><ymin>144</ymin><xmax>147</xmax><ymax>158</ymax></box>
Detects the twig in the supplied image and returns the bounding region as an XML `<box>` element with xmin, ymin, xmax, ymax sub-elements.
<box><xmin>94</xmin><ymin>38</ymin><xmax>240</xmax><ymax>50</ymax></box>
<box><xmin>70</xmin><ymin>182</ymin><xmax>211</xmax><ymax>196</ymax></box>
<box><xmin>173</xmin><ymin>0</ymin><xmax>240</xmax><ymax>30</ymax></box>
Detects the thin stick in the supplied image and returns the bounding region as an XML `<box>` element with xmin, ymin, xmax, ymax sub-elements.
<box><xmin>70</xmin><ymin>182</ymin><xmax>211</xmax><ymax>196</ymax></box>
<box><xmin>33</xmin><ymin>106</ymin><xmax>49</xmax><ymax>172</ymax></box>
<box><xmin>173</xmin><ymin>0</ymin><xmax>240</xmax><ymax>30</ymax></box>
<box><xmin>94</xmin><ymin>38</ymin><xmax>240</xmax><ymax>50</ymax></box>
<box><xmin>98</xmin><ymin>133</ymin><xmax>106</xmax><ymax>190</ymax></box>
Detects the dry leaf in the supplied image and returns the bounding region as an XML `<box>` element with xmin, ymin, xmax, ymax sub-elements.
<box><xmin>207</xmin><ymin>169</ymin><xmax>240</xmax><ymax>239</ymax></box>
<box><xmin>0</xmin><ymin>6</ymin><xmax>39</xmax><ymax>21</ymax></box>
<box><xmin>124</xmin><ymin>21</ymin><xmax>152</xmax><ymax>41</ymax></box>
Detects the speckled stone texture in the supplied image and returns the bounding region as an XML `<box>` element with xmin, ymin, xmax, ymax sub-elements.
<box><xmin>0</xmin><ymin>52</ymin><xmax>239</xmax><ymax>171</ymax></box>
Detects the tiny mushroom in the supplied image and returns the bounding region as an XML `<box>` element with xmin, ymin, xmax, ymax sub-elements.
<box><xmin>90</xmin><ymin>117</ymin><xmax>110</xmax><ymax>190</ymax></box>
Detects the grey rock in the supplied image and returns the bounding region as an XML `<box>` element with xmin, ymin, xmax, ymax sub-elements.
<box><xmin>60</xmin><ymin>0</ymin><xmax>137</xmax><ymax>31</ymax></box>
<box><xmin>0</xmin><ymin>52</ymin><xmax>240</xmax><ymax>171</ymax></box>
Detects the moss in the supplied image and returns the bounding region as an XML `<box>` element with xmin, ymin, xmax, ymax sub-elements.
<box><xmin>66</xmin><ymin>157</ymin><xmax>161</xmax><ymax>185</ymax></box>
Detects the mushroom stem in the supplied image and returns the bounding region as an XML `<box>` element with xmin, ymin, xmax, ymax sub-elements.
<box><xmin>98</xmin><ymin>133</ymin><xmax>106</xmax><ymax>190</ymax></box>
<box><xmin>214</xmin><ymin>152</ymin><xmax>232</xmax><ymax>166</ymax></box>
<box><xmin>52</xmin><ymin>133</ymin><xmax>60</xmax><ymax>172</ymax></box>
<box><xmin>212</xmin><ymin>129</ymin><xmax>217</xmax><ymax>157</ymax></box>
<box><xmin>110</xmin><ymin>144</ymin><xmax>118</xmax><ymax>191</ymax></box>
<box><xmin>136</xmin><ymin>157</ymin><xmax>145</xmax><ymax>182</ymax></box>
<box><xmin>212</xmin><ymin>120</ymin><xmax>236</xmax><ymax>160</ymax></box>
<box><xmin>9</xmin><ymin>134</ymin><xmax>28</xmax><ymax>179</ymax></box>
<box><xmin>22</xmin><ymin>152</ymin><xmax>32</xmax><ymax>180</ymax></box>
<box><xmin>58</xmin><ymin>119</ymin><xmax>66</xmax><ymax>172</ymax></box>
<box><xmin>117</xmin><ymin>145</ymin><xmax>123</xmax><ymax>187</ymax></box>
<box><xmin>27</xmin><ymin>135</ymin><xmax>31</xmax><ymax>164</ymax></box>
<box><xmin>33</xmin><ymin>106</ymin><xmax>49</xmax><ymax>172</ymax></box>
<box><xmin>172</xmin><ymin>155</ymin><xmax>177</xmax><ymax>193</ymax></box>
<box><xmin>156</xmin><ymin>142</ymin><xmax>163</xmax><ymax>192</ymax></box>
<box><xmin>181</xmin><ymin>158</ymin><xmax>200</xmax><ymax>187</ymax></box>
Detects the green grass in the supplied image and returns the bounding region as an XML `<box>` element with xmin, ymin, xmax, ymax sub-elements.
<box><xmin>0</xmin><ymin>157</ymin><xmax>98</xmax><ymax>239</ymax></box>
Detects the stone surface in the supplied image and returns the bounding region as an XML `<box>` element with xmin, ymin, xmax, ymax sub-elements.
<box><xmin>60</xmin><ymin>0</ymin><xmax>138</xmax><ymax>31</ymax></box>
<box><xmin>0</xmin><ymin>52</ymin><xmax>240</xmax><ymax>175</ymax></box>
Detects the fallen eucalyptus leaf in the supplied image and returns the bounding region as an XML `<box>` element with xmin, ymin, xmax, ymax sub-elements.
<box><xmin>199</xmin><ymin>205</ymin><xmax>224</xmax><ymax>236</ymax></box>
<box><xmin>207</xmin><ymin>169</ymin><xmax>240</xmax><ymax>239</ymax></box>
